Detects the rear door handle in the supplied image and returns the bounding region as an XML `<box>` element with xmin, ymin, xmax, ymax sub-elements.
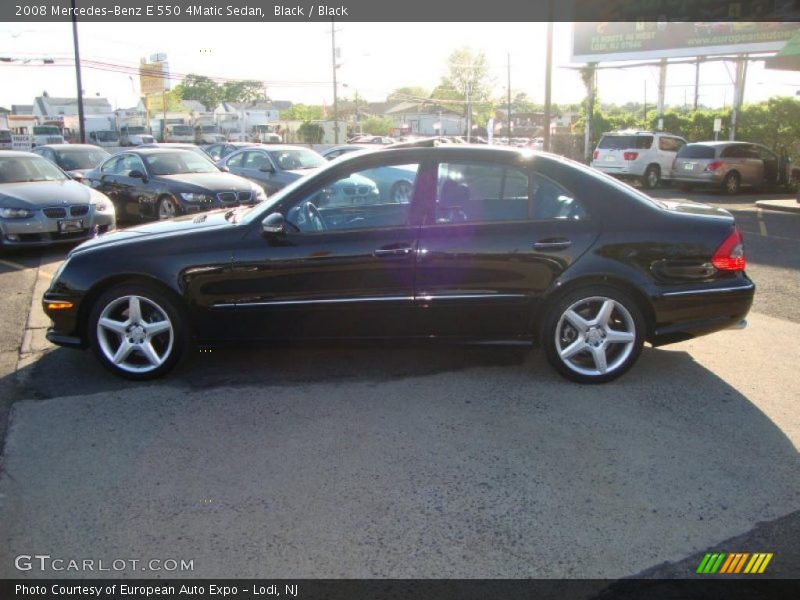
<box><xmin>533</xmin><ymin>238</ymin><xmax>572</xmax><ymax>251</ymax></box>
<box><xmin>374</xmin><ymin>244</ymin><xmax>414</xmax><ymax>258</ymax></box>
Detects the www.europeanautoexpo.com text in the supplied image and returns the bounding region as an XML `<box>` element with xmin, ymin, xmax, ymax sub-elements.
<box><xmin>15</xmin><ymin>583</ymin><xmax>300</xmax><ymax>597</ymax></box>
<box><xmin>16</xmin><ymin>3</ymin><xmax>350</xmax><ymax>18</ymax></box>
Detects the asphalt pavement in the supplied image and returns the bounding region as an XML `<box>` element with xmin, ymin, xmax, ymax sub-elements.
<box><xmin>0</xmin><ymin>189</ymin><xmax>797</xmax><ymax>579</ymax></box>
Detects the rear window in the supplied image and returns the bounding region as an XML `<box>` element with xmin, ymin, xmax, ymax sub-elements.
<box><xmin>677</xmin><ymin>144</ymin><xmax>716</xmax><ymax>159</ymax></box>
<box><xmin>598</xmin><ymin>135</ymin><xmax>653</xmax><ymax>150</ymax></box>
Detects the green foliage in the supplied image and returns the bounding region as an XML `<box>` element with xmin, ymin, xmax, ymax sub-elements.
<box><xmin>174</xmin><ymin>75</ymin><xmax>265</xmax><ymax>110</ymax></box>
<box><xmin>281</xmin><ymin>104</ymin><xmax>324</xmax><ymax>122</ymax></box>
<box><xmin>361</xmin><ymin>116</ymin><xmax>393</xmax><ymax>136</ymax></box>
<box><xmin>220</xmin><ymin>80</ymin><xmax>264</xmax><ymax>104</ymax></box>
<box><xmin>387</xmin><ymin>86</ymin><xmax>429</xmax><ymax>102</ymax></box>
<box><xmin>298</xmin><ymin>122</ymin><xmax>324</xmax><ymax>143</ymax></box>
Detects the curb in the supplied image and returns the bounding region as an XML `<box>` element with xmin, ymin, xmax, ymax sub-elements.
<box><xmin>15</xmin><ymin>255</ymin><xmax>60</xmax><ymax>381</ymax></box>
<box><xmin>755</xmin><ymin>199</ymin><xmax>800</xmax><ymax>214</ymax></box>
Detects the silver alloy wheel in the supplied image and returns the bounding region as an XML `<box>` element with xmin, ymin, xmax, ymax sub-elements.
<box><xmin>554</xmin><ymin>296</ymin><xmax>636</xmax><ymax>377</ymax></box>
<box><xmin>158</xmin><ymin>197</ymin><xmax>176</xmax><ymax>220</ymax></box>
<box><xmin>725</xmin><ymin>173</ymin><xmax>739</xmax><ymax>194</ymax></box>
<box><xmin>391</xmin><ymin>181</ymin><xmax>413</xmax><ymax>203</ymax></box>
<box><xmin>96</xmin><ymin>295</ymin><xmax>174</xmax><ymax>374</ymax></box>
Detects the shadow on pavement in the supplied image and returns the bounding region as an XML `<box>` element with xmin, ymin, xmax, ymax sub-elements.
<box><xmin>1</xmin><ymin>340</ymin><xmax>798</xmax><ymax>578</ymax></box>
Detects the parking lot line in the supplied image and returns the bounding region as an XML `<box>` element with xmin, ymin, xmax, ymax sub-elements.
<box><xmin>757</xmin><ymin>209</ymin><xmax>768</xmax><ymax>237</ymax></box>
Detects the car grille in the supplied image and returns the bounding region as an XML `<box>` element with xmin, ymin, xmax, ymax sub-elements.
<box><xmin>43</xmin><ymin>207</ymin><xmax>67</xmax><ymax>218</ymax></box>
<box><xmin>70</xmin><ymin>205</ymin><xmax>89</xmax><ymax>216</ymax></box>
<box><xmin>342</xmin><ymin>185</ymin><xmax>372</xmax><ymax>196</ymax></box>
<box><xmin>217</xmin><ymin>192</ymin><xmax>237</xmax><ymax>203</ymax></box>
<box><xmin>237</xmin><ymin>191</ymin><xmax>252</xmax><ymax>202</ymax></box>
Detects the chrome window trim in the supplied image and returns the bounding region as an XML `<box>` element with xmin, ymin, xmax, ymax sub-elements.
<box><xmin>214</xmin><ymin>292</ymin><xmax>528</xmax><ymax>309</ymax></box>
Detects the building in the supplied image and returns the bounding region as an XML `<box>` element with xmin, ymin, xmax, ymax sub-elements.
<box><xmin>214</xmin><ymin>101</ymin><xmax>280</xmax><ymax>138</ymax></box>
<box><xmin>11</xmin><ymin>105</ymin><xmax>33</xmax><ymax>116</ymax></box>
<box><xmin>384</xmin><ymin>101</ymin><xmax>464</xmax><ymax>136</ymax></box>
<box><xmin>32</xmin><ymin>96</ymin><xmax>114</xmax><ymax>119</ymax></box>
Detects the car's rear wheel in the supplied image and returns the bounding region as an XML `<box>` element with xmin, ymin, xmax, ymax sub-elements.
<box><xmin>389</xmin><ymin>180</ymin><xmax>413</xmax><ymax>203</ymax></box>
<box><xmin>158</xmin><ymin>195</ymin><xmax>178</xmax><ymax>220</ymax></box>
<box><xmin>542</xmin><ymin>286</ymin><xmax>645</xmax><ymax>384</ymax></box>
<box><xmin>722</xmin><ymin>171</ymin><xmax>741</xmax><ymax>195</ymax></box>
<box><xmin>641</xmin><ymin>165</ymin><xmax>660</xmax><ymax>189</ymax></box>
<box><xmin>89</xmin><ymin>283</ymin><xmax>186</xmax><ymax>380</ymax></box>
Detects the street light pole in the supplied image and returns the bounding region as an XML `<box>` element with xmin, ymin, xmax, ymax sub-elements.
<box><xmin>70</xmin><ymin>0</ymin><xmax>86</xmax><ymax>143</ymax></box>
<box><xmin>330</xmin><ymin>20</ymin><xmax>339</xmax><ymax>144</ymax></box>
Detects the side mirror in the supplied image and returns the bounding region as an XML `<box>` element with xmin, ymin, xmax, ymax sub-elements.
<box><xmin>261</xmin><ymin>212</ymin><xmax>287</xmax><ymax>236</ymax></box>
<box><xmin>129</xmin><ymin>170</ymin><xmax>147</xmax><ymax>181</ymax></box>
<box><xmin>259</xmin><ymin>164</ymin><xmax>275</xmax><ymax>173</ymax></box>
<box><xmin>219</xmin><ymin>165</ymin><xmax>230</xmax><ymax>172</ymax></box>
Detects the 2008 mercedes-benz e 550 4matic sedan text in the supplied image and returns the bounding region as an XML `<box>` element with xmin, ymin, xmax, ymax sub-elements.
<box><xmin>42</xmin><ymin>145</ymin><xmax>754</xmax><ymax>383</ymax></box>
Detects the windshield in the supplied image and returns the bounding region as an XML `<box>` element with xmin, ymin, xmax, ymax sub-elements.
<box><xmin>0</xmin><ymin>156</ymin><xmax>67</xmax><ymax>183</ymax></box>
<box><xmin>171</xmin><ymin>125</ymin><xmax>194</xmax><ymax>136</ymax></box>
<box><xmin>598</xmin><ymin>135</ymin><xmax>653</xmax><ymax>150</ymax></box>
<box><xmin>124</xmin><ymin>127</ymin><xmax>147</xmax><ymax>135</ymax></box>
<box><xmin>143</xmin><ymin>151</ymin><xmax>219</xmax><ymax>175</ymax></box>
<box><xmin>269</xmin><ymin>148</ymin><xmax>325</xmax><ymax>170</ymax></box>
<box><xmin>54</xmin><ymin>148</ymin><xmax>110</xmax><ymax>170</ymax></box>
<box><xmin>677</xmin><ymin>144</ymin><xmax>716</xmax><ymax>159</ymax></box>
<box><xmin>33</xmin><ymin>126</ymin><xmax>61</xmax><ymax>136</ymax></box>
<box><xmin>94</xmin><ymin>131</ymin><xmax>119</xmax><ymax>142</ymax></box>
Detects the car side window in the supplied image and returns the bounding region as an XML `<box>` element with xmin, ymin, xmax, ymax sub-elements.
<box><xmin>434</xmin><ymin>162</ymin><xmax>530</xmax><ymax>224</ymax></box>
<box><xmin>532</xmin><ymin>174</ymin><xmax>588</xmax><ymax>221</ymax></box>
<box><xmin>226</xmin><ymin>152</ymin><xmax>244</xmax><ymax>168</ymax></box>
<box><xmin>101</xmin><ymin>156</ymin><xmax>120</xmax><ymax>173</ymax></box>
<box><xmin>117</xmin><ymin>154</ymin><xmax>146</xmax><ymax>177</ymax></box>
<box><xmin>659</xmin><ymin>137</ymin><xmax>683</xmax><ymax>152</ymax></box>
<box><xmin>286</xmin><ymin>163</ymin><xmax>420</xmax><ymax>233</ymax></box>
<box><xmin>243</xmin><ymin>151</ymin><xmax>270</xmax><ymax>170</ymax></box>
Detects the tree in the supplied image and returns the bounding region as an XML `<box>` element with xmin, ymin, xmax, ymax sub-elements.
<box><xmin>441</xmin><ymin>47</ymin><xmax>492</xmax><ymax>102</ymax></box>
<box><xmin>174</xmin><ymin>74</ymin><xmax>221</xmax><ymax>111</ymax></box>
<box><xmin>221</xmin><ymin>80</ymin><xmax>264</xmax><ymax>104</ymax></box>
<box><xmin>298</xmin><ymin>122</ymin><xmax>324</xmax><ymax>143</ymax></box>
<box><xmin>361</xmin><ymin>116</ymin><xmax>393</xmax><ymax>136</ymax></box>
<box><xmin>387</xmin><ymin>86</ymin><xmax>429</xmax><ymax>103</ymax></box>
<box><xmin>281</xmin><ymin>104</ymin><xmax>324</xmax><ymax>122</ymax></box>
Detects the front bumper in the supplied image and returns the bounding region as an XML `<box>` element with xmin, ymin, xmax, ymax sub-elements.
<box><xmin>0</xmin><ymin>208</ymin><xmax>115</xmax><ymax>247</ymax></box>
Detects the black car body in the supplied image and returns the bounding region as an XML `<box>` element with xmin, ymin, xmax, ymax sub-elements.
<box><xmin>31</xmin><ymin>144</ymin><xmax>110</xmax><ymax>183</ymax></box>
<box><xmin>83</xmin><ymin>148</ymin><xmax>267</xmax><ymax>222</ymax></box>
<box><xmin>44</xmin><ymin>146</ymin><xmax>753</xmax><ymax>383</ymax></box>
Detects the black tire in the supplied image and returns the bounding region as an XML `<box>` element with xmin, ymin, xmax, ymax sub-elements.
<box><xmin>88</xmin><ymin>282</ymin><xmax>187</xmax><ymax>380</ymax></box>
<box><xmin>722</xmin><ymin>171</ymin><xmax>741</xmax><ymax>195</ymax></box>
<box><xmin>541</xmin><ymin>285</ymin><xmax>646</xmax><ymax>384</ymax></box>
<box><xmin>641</xmin><ymin>165</ymin><xmax>660</xmax><ymax>189</ymax></box>
<box><xmin>157</xmin><ymin>195</ymin><xmax>179</xmax><ymax>220</ymax></box>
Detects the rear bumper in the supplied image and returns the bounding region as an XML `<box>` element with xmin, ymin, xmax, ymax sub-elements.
<box><xmin>649</xmin><ymin>279</ymin><xmax>755</xmax><ymax>346</ymax></box>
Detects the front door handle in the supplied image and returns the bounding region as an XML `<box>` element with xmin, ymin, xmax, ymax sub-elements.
<box><xmin>374</xmin><ymin>244</ymin><xmax>414</xmax><ymax>258</ymax></box>
<box><xmin>533</xmin><ymin>238</ymin><xmax>572</xmax><ymax>251</ymax></box>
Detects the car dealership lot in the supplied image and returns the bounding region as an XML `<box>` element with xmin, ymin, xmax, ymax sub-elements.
<box><xmin>0</xmin><ymin>189</ymin><xmax>798</xmax><ymax>578</ymax></box>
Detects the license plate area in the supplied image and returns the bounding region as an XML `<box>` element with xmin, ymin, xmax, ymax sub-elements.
<box><xmin>58</xmin><ymin>219</ymin><xmax>84</xmax><ymax>233</ymax></box>
<box><xmin>605</xmin><ymin>155</ymin><xmax>616</xmax><ymax>162</ymax></box>
<box><xmin>683</xmin><ymin>163</ymin><xmax>695</xmax><ymax>170</ymax></box>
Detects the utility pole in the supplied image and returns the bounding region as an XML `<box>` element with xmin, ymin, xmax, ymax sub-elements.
<box><xmin>643</xmin><ymin>80</ymin><xmax>647</xmax><ymax>129</ymax></box>
<box><xmin>70</xmin><ymin>0</ymin><xmax>86</xmax><ymax>143</ymax></box>
<box><xmin>507</xmin><ymin>53</ymin><xmax>512</xmax><ymax>141</ymax></box>
<box><xmin>466</xmin><ymin>81</ymin><xmax>472</xmax><ymax>143</ymax></box>
<box><xmin>543</xmin><ymin>20</ymin><xmax>553</xmax><ymax>152</ymax></box>
<box><xmin>694</xmin><ymin>57</ymin><xmax>701</xmax><ymax>110</ymax></box>
<box><xmin>330</xmin><ymin>20</ymin><xmax>339</xmax><ymax>143</ymax></box>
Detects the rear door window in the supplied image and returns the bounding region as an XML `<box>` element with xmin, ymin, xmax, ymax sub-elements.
<box><xmin>658</xmin><ymin>136</ymin><xmax>685</xmax><ymax>152</ymax></box>
<box><xmin>677</xmin><ymin>145</ymin><xmax>716</xmax><ymax>159</ymax></box>
<box><xmin>598</xmin><ymin>135</ymin><xmax>653</xmax><ymax>150</ymax></box>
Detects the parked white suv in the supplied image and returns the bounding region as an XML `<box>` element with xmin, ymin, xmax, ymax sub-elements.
<box><xmin>591</xmin><ymin>131</ymin><xmax>687</xmax><ymax>189</ymax></box>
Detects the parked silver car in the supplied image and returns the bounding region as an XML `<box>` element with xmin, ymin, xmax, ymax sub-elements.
<box><xmin>0</xmin><ymin>152</ymin><xmax>115</xmax><ymax>248</ymax></box>
<box><xmin>671</xmin><ymin>141</ymin><xmax>793</xmax><ymax>194</ymax></box>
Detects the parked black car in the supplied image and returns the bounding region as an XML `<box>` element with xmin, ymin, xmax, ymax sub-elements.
<box><xmin>31</xmin><ymin>144</ymin><xmax>110</xmax><ymax>183</ymax></box>
<box><xmin>43</xmin><ymin>146</ymin><xmax>753</xmax><ymax>383</ymax></box>
<box><xmin>83</xmin><ymin>148</ymin><xmax>267</xmax><ymax>221</ymax></box>
<box><xmin>203</xmin><ymin>142</ymin><xmax>259</xmax><ymax>162</ymax></box>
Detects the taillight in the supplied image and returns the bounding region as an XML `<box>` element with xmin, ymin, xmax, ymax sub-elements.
<box><xmin>705</xmin><ymin>161</ymin><xmax>723</xmax><ymax>172</ymax></box>
<box><xmin>623</xmin><ymin>151</ymin><xmax>638</xmax><ymax>161</ymax></box>
<box><xmin>712</xmin><ymin>227</ymin><xmax>746</xmax><ymax>272</ymax></box>
<box><xmin>593</xmin><ymin>150</ymin><xmax>599</xmax><ymax>160</ymax></box>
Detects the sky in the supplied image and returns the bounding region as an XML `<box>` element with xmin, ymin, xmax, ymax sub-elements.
<box><xmin>1</xmin><ymin>22</ymin><xmax>800</xmax><ymax>111</ymax></box>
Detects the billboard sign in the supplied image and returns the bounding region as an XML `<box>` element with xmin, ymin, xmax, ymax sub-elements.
<box><xmin>139</xmin><ymin>59</ymin><xmax>170</xmax><ymax>95</ymax></box>
<box><xmin>572</xmin><ymin>22</ymin><xmax>799</xmax><ymax>63</ymax></box>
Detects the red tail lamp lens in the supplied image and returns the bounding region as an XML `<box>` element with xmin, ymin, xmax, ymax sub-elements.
<box><xmin>712</xmin><ymin>227</ymin><xmax>746</xmax><ymax>271</ymax></box>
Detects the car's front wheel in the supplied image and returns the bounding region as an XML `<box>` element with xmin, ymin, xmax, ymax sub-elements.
<box><xmin>541</xmin><ymin>286</ymin><xmax>645</xmax><ymax>384</ymax></box>
<box><xmin>89</xmin><ymin>283</ymin><xmax>186</xmax><ymax>380</ymax></box>
<box><xmin>157</xmin><ymin>195</ymin><xmax>178</xmax><ymax>220</ymax></box>
<box><xmin>389</xmin><ymin>180</ymin><xmax>414</xmax><ymax>203</ymax></box>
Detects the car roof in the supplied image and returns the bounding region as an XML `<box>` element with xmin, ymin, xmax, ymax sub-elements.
<box><xmin>684</xmin><ymin>141</ymin><xmax>753</xmax><ymax>146</ymax></box>
<box><xmin>118</xmin><ymin>147</ymin><xmax>202</xmax><ymax>155</ymax></box>
<box><xmin>0</xmin><ymin>151</ymin><xmax>41</xmax><ymax>158</ymax></box>
<box><xmin>38</xmin><ymin>144</ymin><xmax>102</xmax><ymax>151</ymax></box>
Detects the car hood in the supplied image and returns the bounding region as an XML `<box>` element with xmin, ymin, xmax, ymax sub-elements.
<box><xmin>70</xmin><ymin>210</ymin><xmax>234</xmax><ymax>255</ymax></box>
<box><xmin>0</xmin><ymin>179</ymin><xmax>95</xmax><ymax>208</ymax></box>
<box><xmin>158</xmin><ymin>172</ymin><xmax>254</xmax><ymax>190</ymax></box>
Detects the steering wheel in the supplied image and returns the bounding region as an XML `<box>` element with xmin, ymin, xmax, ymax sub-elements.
<box><xmin>303</xmin><ymin>201</ymin><xmax>326</xmax><ymax>231</ymax></box>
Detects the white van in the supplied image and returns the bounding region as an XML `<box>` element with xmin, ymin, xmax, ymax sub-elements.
<box><xmin>591</xmin><ymin>131</ymin><xmax>687</xmax><ymax>189</ymax></box>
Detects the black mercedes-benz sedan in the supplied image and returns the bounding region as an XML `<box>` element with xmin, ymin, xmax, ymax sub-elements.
<box><xmin>83</xmin><ymin>148</ymin><xmax>267</xmax><ymax>222</ymax></box>
<box><xmin>43</xmin><ymin>145</ymin><xmax>754</xmax><ymax>383</ymax></box>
